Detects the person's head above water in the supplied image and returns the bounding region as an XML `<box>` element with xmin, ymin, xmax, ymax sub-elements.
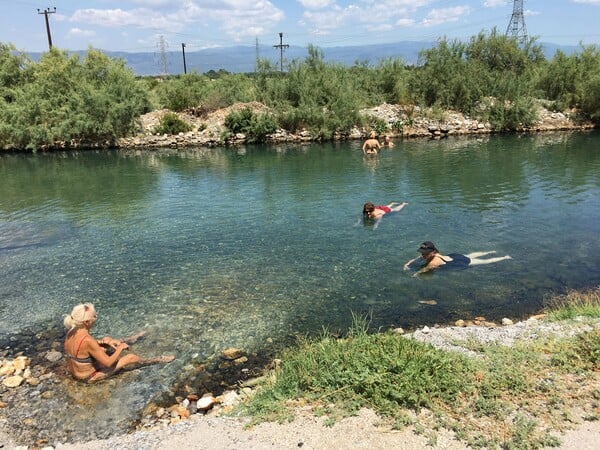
<box><xmin>63</xmin><ymin>303</ymin><xmax>97</xmax><ymax>330</ymax></box>
<box><xmin>363</xmin><ymin>202</ymin><xmax>375</xmax><ymax>217</ymax></box>
<box><xmin>418</xmin><ymin>241</ymin><xmax>438</xmax><ymax>254</ymax></box>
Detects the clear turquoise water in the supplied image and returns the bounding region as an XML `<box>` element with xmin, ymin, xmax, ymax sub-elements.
<box><xmin>1</xmin><ymin>132</ymin><xmax>599</xmax><ymax>439</ymax></box>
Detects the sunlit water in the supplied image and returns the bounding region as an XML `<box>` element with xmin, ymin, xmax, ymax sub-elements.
<box><xmin>1</xmin><ymin>131</ymin><xmax>599</xmax><ymax>441</ymax></box>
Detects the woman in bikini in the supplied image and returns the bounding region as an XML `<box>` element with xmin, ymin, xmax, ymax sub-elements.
<box><xmin>64</xmin><ymin>303</ymin><xmax>174</xmax><ymax>382</ymax></box>
<box><xmin>403</xmin><ymin>241</ymin><xmax>511</xmax><ymax>276</ymax></box>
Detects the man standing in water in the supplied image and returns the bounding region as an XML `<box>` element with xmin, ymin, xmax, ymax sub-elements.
<box><xmin>362</xmin><ymin>132</ymin><xmax>381</xmax><ymax>155</ymax></box>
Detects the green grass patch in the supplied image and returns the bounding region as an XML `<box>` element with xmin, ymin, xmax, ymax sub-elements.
<box><xmin>546</xmin><ymin>287</ymin><xmax>600</xmax><ymax>321</ymax></box>
<box><xmin>242</xmin><ymin>288</ymin><xmax>600</xmax><ymax>448</ymax></box>
<box><xmin>245</xmin><ymin>313</ymin><xmax>477</xmax><ymax>424</ymax></box>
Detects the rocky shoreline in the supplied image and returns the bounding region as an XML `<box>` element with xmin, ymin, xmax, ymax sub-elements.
<box><xmin>1</xmin><ymin>313</ymin><xmax>598</xmax><ymax>449</ymax></box>
<box><xmin>2</xmin><ymin>102</ymin><xmax>594</xmax><ymax>153</ymax></box>
<box><xmin>115</xmin><ymin>102</ymin><xmax>596</xmax><ymax>150</ymax></box>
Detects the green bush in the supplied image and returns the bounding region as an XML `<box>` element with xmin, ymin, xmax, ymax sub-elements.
<box><xmin>0</xmin><ymin>46</ymin><xmax>149</xmax><ymax>150</ymax></box>
<box><xmin>224</xmin><ymin>107</ymin><xmax>278</xmax><ymax>143</ymax></box>
<box><xmin>485</xmin><ymin>97</ymin><xmax>538</xmax><ymax>131</ymax></box>
<box><xmin>153</xmin><ymin>112</ymin><xmax>192</xmax><ymax>135</ymax></box>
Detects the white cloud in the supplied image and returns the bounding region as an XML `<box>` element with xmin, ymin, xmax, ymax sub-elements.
<box><xmin>572</xmin><ymin>0</ymin><xmax>600</xmax><ymax>5</ymax></box>
<box><xmin>71</xmin><ymin>8</ymin><xmax>179</xmax><ymax>31</ymax></box>
<box><xmin>366</xmin><ymin>23</ymin><xmax>394</xmax><ymax>33</ymax></box>
<box><xmin>197</xmin><ymin>1</ymin><xmax>285</xmax><ymax>41</ymax></box>
<box><xmin>66</xmin><ymin>28</ymin><xmax>96</xmax><ymax>39</ymax></box>
<box><xmin>297</xmin><ymin>0</ymin><xmax>335</xmax><ymax>8</ymax></box>
<box><xmin>421</xmin><ymin>6</ymin><xmax>471</xmax><ymax>27</ymax></box>
<box><xmin>69</xmin><ymin>1</ymin><xmax>286</xmax><ymax>42</ymax></box>
<box><xmin>298</xmin><ymin>1</ymin><xmax>464</xmax><ymax>37</ymax></box>
<box><xmin>130</xmin><ymin>0</ymin><xmax>174</xmax><ymax>6</ymax></box>
<box><xmin>484</xmin><ymin>0</ymin><xmax>509</xmax><ymax>7</ymax></box>
<box><xmin>396</xmin><ymin>18</ymin><xmax>415</xmax><ymax>28</ymax></box>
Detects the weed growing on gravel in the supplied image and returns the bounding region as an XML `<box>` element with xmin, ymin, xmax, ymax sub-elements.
<box><xmin>546</xmin><ymin>287</ymin><xmax>600</xmax><ymax>320</ymax></box>
<box><xmin>243</xmin><ymin>289</ymin><xmax>600</xmax><ymax>448</ymax></box>
<box><xmin>244</xmin><ymin>313</ymin><xmax>477</xmax><ymax>424</ymax></box>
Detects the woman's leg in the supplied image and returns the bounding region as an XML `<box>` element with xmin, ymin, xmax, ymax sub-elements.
<box><xmin>87</xmin><ymin>353</ymin><xmax>174</xmax><ymax>382</ymax></box>
<box><xmin>469</xmin><ymin>255</ymin><xmax>512</xmax><ymax>266</ymax></box>
<box><xmin>388</xmin><ymin>202</ymin><xmax>408</xmax><ymax>212</ymax></box>
<box><xmin>116</xmin><ymin>353</ymin><xmax>175</xmax><ymax>371</ymax></box>
<box><xmin>466</xmin><ymin>251</ymin><xmax>496</xmax><ymax>258</ymax></box>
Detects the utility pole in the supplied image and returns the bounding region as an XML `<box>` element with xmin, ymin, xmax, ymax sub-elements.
<box><xmin>255</xmin><ymin>37</ymin><xmax>260</xmax><ymax>65</ymax></box>
<box><xmin>181</xmin><ymin>43</ymin><xmax>187</xmax><ymax>75</ymax></box>
<box><xmin>273</xmin><ymin>32</ymin><xmax>289</xmax><ymax>74</ymax></box>
<box><xmin>157</xmin><ymin>35</ymin><xmax>169</xmax><ymax>76</ymax></box>
<box><xmin>506</xmin><ymin>0</ymin><xmax>527</xmax><ymax>43</ymax></box>
<box><xmin>37</xmin><ymin>7</ymin><xmax>56</xmax><ymax>50</ymax></box>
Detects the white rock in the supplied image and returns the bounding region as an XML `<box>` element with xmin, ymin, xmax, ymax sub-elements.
<box><xmin>14</xmin><ymin>356</ymin><xmax>29</xmax><ymax>370</ymax></box>
<box><xmin>218</xmin><ymin>390</ymin><xmax>240</xmax><ymax>407</ymax></box>
<box><xmin>197</xmin><ymin>395</ymin><xmax>216</xmax><ymax>410</ymax></box>
<box><xmin>3</xmin><ymin>375</ymin><xmax>24</xmax><ymax>388</ymax></box>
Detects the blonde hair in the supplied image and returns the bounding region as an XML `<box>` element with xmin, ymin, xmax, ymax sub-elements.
<box><xmin>63</xmin><ymin>303</ymin><xmax>96</xmax><ymax>330</ymax></box>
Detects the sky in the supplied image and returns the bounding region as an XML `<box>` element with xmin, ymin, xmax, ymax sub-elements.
<box><xmin>1</xmin><ymin>0</ymin><xmax>599</xmax><ymax>53</ymax></box>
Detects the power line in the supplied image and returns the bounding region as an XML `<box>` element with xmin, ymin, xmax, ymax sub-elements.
<box><xmin>181</xmin><ymin>43</ymin><xmax>187</xmax><ymax>74</ymax></box>
<box><xmin>37</xmin><ymin>6</ymin><xmax>56</xmax><ymax>50</ymax></box>
<box><xmin>156</xmin><ymin>35</ymin><xmax>169</xmax><ymax>76</ymax></box>
<box><xmin>506</xmin><ymin>0</ymin><xmax>527</xmax><ymax>43</ymax></box>
<box><xmin>273</xmin><ymin>32</ymin><xmax>289</xmax><ymax>74</ymax></box>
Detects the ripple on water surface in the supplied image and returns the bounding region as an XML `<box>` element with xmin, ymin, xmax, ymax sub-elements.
<box><xmin>1</xmin><ymin>134</ymin><xmax>600</xmax><ymax>444</ymax></box>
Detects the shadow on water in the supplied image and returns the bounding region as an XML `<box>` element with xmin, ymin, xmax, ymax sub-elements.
<box><xmin>1</xmin><ymin>132</ymin><xmax>599</xmax><ymax>445</ymax></box>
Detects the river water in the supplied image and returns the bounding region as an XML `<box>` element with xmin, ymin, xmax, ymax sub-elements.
<box><xmin>1</xmin><ymin>131</ymin><xmax>599</xmax><ymax>442</ymax></box>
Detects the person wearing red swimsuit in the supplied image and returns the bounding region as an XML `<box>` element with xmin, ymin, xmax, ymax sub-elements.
<box><xmin>362</xmin><ymin>201</ymin><xmax>407</xmax><ymax>219</ymax></box>
<box><xmin>362</xmin><ymin>201</ymin><xmax>408</xmax><ymax>230</ymax></box>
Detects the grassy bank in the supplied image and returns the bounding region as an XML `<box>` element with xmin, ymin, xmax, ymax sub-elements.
<box><xmin>243</xmin><ymin>288</ymin><xmax>600</xmax><ymax>449</ymax></box>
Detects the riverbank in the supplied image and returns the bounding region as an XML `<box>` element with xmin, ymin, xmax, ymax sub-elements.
<box><xmin>115</xmin><ymin>102</ymin><xmax>596</xmax><ymax>150</ymax></box>
<box><xmin>2</xmin><ymin>311</ymin><xmax>598</xmax><ymax>449</ymax></box>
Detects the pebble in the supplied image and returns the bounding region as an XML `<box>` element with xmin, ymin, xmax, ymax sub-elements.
<box><xmin>45</xmin><ymin>351</ymin><xmax>63</xmax><ymax>362</ymax></box>
<box><xmin>3</xmin><ymin>375</ymin><xmax>24</xmax><ymax>388</ymax></box>
<box><xmin>221</xmin><ymin>348</ymin><xmax>244</xmax><ymax>360</ymax></box>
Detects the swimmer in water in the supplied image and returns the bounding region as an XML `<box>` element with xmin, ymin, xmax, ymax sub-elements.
<box><xmin>403</xmin><ymin>241</ymin><xmax>511</xmax><ymax>276</ymax></box>
<box><xmin>362</xmin><ymin>201</ymin><xmax>408</xmax><ymax>229</ymax></box>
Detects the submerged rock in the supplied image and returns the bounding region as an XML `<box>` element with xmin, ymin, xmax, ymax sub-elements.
<box><xmin>3</xmin><ymin>375</ymin><xmax>24</xmax><ymax>387</ymax></box>
<box><xmin>221</xmin><ymin>348</ymin><xmax>244</xmax><ymax>360</ymax></box>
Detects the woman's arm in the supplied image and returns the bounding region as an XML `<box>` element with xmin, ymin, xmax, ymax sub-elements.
<box><xmin>98</xmin><ymin>336</ymin><xmax>122</xmax><ymax>349</ymax></box>
<box><xmin>403</xmin><ymin>257</ymin><xmax>420</xmax><ymax>270</ymax></box>
<box><xmin>85</xmin><ymin>338</ymin><xmax>129</xmax><ymax>368</ymax></box>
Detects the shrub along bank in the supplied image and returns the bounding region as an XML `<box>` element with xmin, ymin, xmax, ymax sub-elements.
<box><xmin>1</xmin><ymin>30</ymin><xmax>599</xmax><ymax>151</ymax></box>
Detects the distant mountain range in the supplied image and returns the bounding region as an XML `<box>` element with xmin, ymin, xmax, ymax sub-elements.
<box><xmin>28</xmin><ymin>41</ymin><xmax>585</xmax><ymax>76</ymax></box>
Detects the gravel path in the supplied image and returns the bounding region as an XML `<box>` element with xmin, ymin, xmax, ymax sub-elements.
<box><xmin>50</xmin><ymin>406</ymin><xmax>600</xmax><ymax>450</ymax></box>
